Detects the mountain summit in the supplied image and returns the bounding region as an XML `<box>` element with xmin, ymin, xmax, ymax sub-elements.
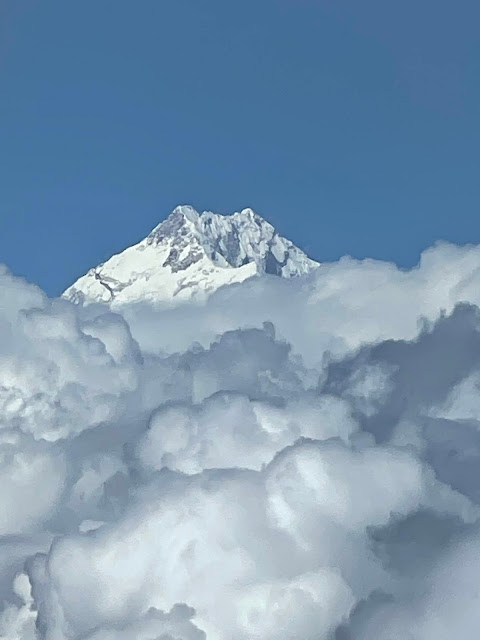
<box><xmin>63</xmin><ymin>205</ymin><xmax>319</xmax><ymax>306</ymax></box>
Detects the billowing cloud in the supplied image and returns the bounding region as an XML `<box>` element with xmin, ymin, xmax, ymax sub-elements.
<box><xmin>2</xmin><ymin>242</ymin><xmax>480</xmax><ymax>639</ymax></box>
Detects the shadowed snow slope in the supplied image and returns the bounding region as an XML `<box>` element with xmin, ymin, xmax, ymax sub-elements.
<box><xmin>63</xmin><ymin>205</ymin><xmax>319</xmax><ymax>306</ymax></box>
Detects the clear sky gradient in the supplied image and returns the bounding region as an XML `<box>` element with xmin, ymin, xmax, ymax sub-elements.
<box><xmin>1</xmin><ymin>0</ymin><xmax>479</xmax><ymax>296</ymax></box>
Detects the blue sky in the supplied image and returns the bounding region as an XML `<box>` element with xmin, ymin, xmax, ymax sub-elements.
<box><xmin>1</xmin><ymin>0</ymin><xmax>479</xmax><ymax>296</ymax></box>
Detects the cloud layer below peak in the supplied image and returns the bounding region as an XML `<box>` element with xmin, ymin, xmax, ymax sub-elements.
<box><xmin>3</xmin><ymin>242</ymin><xmax>480</xmax><ymax>639</ymax></box>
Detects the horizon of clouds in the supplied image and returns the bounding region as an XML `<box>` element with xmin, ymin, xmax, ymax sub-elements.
<box><xmin>3</xmin><ymin>241</ymin><xmax>480</xmax><ymax>638</ymax></box>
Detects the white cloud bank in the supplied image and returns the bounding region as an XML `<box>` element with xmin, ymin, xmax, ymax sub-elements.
<box><xmin>3</xmin><ymin>243</ymin><xmax>480</xmax><ymax>638</ymax></box>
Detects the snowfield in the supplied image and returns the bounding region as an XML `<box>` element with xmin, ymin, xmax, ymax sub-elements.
<box><xmin>63</xmin><ymin>206</ymin><xmax>318</xmax><ymax>306</ymax></box>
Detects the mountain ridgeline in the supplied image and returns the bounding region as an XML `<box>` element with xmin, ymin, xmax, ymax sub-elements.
<box><xmin>63</xmin><ymin>206</ymin><xmax>319</xmax><ymax>306</ymax></box>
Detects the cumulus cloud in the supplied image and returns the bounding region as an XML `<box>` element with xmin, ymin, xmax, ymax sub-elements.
<box><xmin>120</xmin><ymin>241</ymin><xmax>480</xmax><ymax>365</ymax></box>
<box><xmin>3</xmin><ymin>243</ymin><xmax>480</xmax><ymax>639</ymax></box>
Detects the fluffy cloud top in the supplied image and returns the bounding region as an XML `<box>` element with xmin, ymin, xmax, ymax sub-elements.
<box><xmin>3</xmin><ymin>243</ymin><xmax>480</xmax><ymax>639</ymax></box>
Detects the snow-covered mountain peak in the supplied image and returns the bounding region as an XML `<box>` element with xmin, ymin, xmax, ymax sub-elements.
<box><xmin>63</xmin><ymin>205</ymin><xmax>319</xmax><ymax>306</ymax></box>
